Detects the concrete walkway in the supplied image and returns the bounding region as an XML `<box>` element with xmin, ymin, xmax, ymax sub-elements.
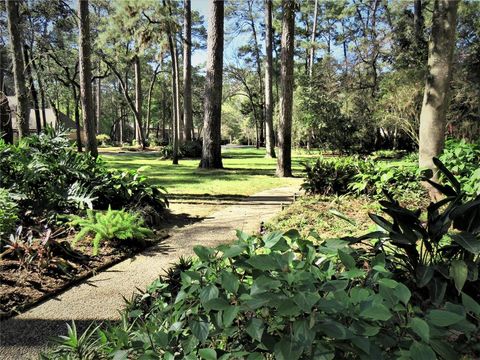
<box><xmin>0</xmin><ymin>186</ymin><xmax>299</xmax><ymax>359</ymax></box>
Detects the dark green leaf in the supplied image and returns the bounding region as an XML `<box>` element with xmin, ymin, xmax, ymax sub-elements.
<box><xmin>220</xmin><ymin>271</ymin><xmax>239</xmax><ymax>294</ymax></box>
<box><xmin>449</xmin><ymin>260</ymin><xmax>468</xmax><ymax>293</ymax></box>
<box><xmin>410</xmin><ymin>318</ymin><xmax>430</xmax><ymax>343</ymax></box>
<box><xmin>427</xmin><ymin>310</ymin><xmax>464</xmax><ymax>327</ymax></box>
<box><xmin>338</xmin><ymin>249</ymin><xmax>356</xmax><ymax>270</ymax></box>
<box><xmin>450</xmin><ymin>232</ymin><xmax>480</xmax><ymax>255</ymax></box>
<box><xmin>199</xmin><ymin>348</ymin><xmax>217</xmax><ymax>360</ymax></box>
<box><xmin>246</xmin><ymin>318</ymin><xmax>264</xmax><ymax>342</ymax></box>
<box><xmin>410</xmin><ymin>341</ymin><xmax>436</xmax><ymax>360</ymax></box>
<box><xmin>190</xmin><ymin>319</ymin><xmax>209</xmax><ymax>343</ymax></box>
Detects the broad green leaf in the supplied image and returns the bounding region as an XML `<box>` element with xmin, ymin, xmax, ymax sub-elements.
<box><xmin>449</xmin><ymin>260</ymin><xmax>468</xmax><ymax>293</ymax></box>
<box><xmin>274</xmin><ymin>338</ymin><xmax>303</xmax><ymax>360</ymax></box>
<box><xmin>246</xmin><ymin>318</ymin><xmax>264</xmax><ymax>342</ymax></box>
<box><xmin>223</xmin><ymin>306</ymin><xmax>240</xmax><ymax>327</ymax></box>
<box><xmin>317</xmin><ymin>320</ymin><xmax>350</xmax><ymax>339</ymax></box>
<box><xmin>378</xmin><ymin>278</ymin><xmax>399</xmax><ymax>289</ymax></box>
<box><xmin>200</xmin><ymin>285</ymin><xmax>219</xmax><ymax>307</ymax></box>
<box><xmin>416</xmin><ymin>266</ymin><xmax>434</xmax><ymax>288</ymax></box>
<box><xmin>394</xmin><ymin>283</ymin><xmax>411</xmax><ymax>305</ymax></box>
<box><xmin>462</xmin><ymin>293</ymin><xmax>480</xmax><ymax>315</ymax></box>
<box><xmin>427</xmin><ymin>310</ymin><xmax>464</xmax><ymax>327</ymax></box>
<box><xmin>205</xmin><ymin>298</ymin><xmax>230</xmax><ymax>311</ymax></box>
<box><xmin>293</xmin><ymin>291</ymin><xmax>320</xmax><ymax>313</ymax></box>
<box><xmin>190</xmin><ymin>319</ymin><xmax>209</xmax><ymax>343</ymax></box>
<box><xmin>409</xmin><ymin>341</ymin><xmax>436</xmax><ymax>360</ymax></box>
<box><xmin>450</xmin><ymin>232</ymin><xmax>480</xmax><ymax>255</ymax></box>
<box><xmin>220</xmin><ymin>271</ymin><xmax>239</xmax><ymax>294</ymax></box>
<box><xmin>222</xmin><ymin>244</ymin><xmax>247</xmax><ymax>258</ymax></box>
<box><xmin>194</xmin><ymin>246</ymin><xmax>213</xmax><ymax>262</ymax></box>
<box><xmin>250</xmin><ymin>275</ymin><xmax>282</xmax><ymax>295</ymax></box>
<box><xmin>181</xmin><ymin>336</ymin><xmax>199</xmax><ymax>355</ymax></box>
<box><xmin>410</xmin><ymin>318</ymin><xmax>430</xmax><ymax>343</ymax></box>
<box><xmin>263</xmin><ymin>231</ymin><xmax>284</xmax><ymax>248</ymax></box>
<box><xmin>199</xmin><ymin>348</ymin><xmax>217</xmax><ymax>360</ymax></box>
<box><xmin>246</xmin><ymin>255</ymin><xmax>278</xmax><ymax>271</ymax></box>
<box><xmin>338</xmin><ymin>249</ymin><xmax>356</xmax><ymax>270</ymax></box>
<box><xmin>360</xmin><ymin>304</ymin><xmax>392</xmax><ymax>321</ymax></box>
<box><xmin>236</xmin><ymin>230</ymin><xmax>250</xmax><ymax>241</ymax></box>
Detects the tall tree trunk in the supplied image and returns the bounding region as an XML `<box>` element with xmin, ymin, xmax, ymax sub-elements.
<box><xmin>264</xmin><ymin>0</ymin><xmax>275</xmax><ymax>158</ymax></box>
<box><xmin>418</xmin><ymin>0</ymin><xmax>458</xmax><ymax>200</ymax></box>
<box><xmin>96</xmin><ymin>75</ymin><xmax>101</xmax><ymax>134</ymax></box>
<box><xmin>78</xmin><ymin>0</ymin><xmax>98</xmax><ymax>158</ymax></box>
<box><xmin>276</xmin><ymin>0</ymin><xmax>295</xmax><ymax>177</ymax></box>
<box><xmin>6</xmin><ymin>0</ymin><xmax>30</xmax><ymax>138</ymax></box>
<box><xmin>146</xmin><ymin>64</ymin><xmax>160</xmax><ymax>140</ymax></box>
<box><xmin>414</xmin><ymin>0</ymin><xmax>424</xmax><ymax>45</ymax></box>
<box><xmin>166</xmin><ymin>29</ymin><xmax>179</xmax><ymax>164</ymax></box>
<box><xmin>247</xmin><ymin>0</ymin><xmax>265</xmax><ymax>147</ymax></box>
<box><xmin>0</xmin><ymin>93</ymin><xmax>13</xmax><ymax>143</ymax></box>
<box><xmin>23</xmin><ymin>44</ymin><xmax>41</xmax><ymax>134</ymax></box>
<box><xmin>199</xmin><ymin>0</ymin><xmax>224</xmax><ymax>169</ymax></box>
<box><xmin>173</xmin><ymin>41</ymin><xmax>182</xmax><ymax>145</ymax></box>
<box><xmin>73</xmin><ymin>85</ymin><xmax>82</xmax><ymax>152</ymax></box>
<box><xmin>134</xmin><ymin>55</ymin><xmax>143</xmax><ymax>145</ymax></box>
<box><xmin>31</xmin><ymin>57</ymin><xmax>47</xmax><ymax>128</ymax></box>
<box><xmin>308</xmin><ymin>0</ymin><xmax>318</xmax><ymax>78</ymax></box>
<box><xmin>183</xmin><ymin>0</ymin><xmax>193</xmax><ymax>141</ymax></box>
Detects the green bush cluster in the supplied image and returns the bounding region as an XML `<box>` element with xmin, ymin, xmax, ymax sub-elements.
<box><xmin>160</xmin><ymin>140</ymin><xmax>203</xmax><ymax>159</ymax></box>
<box><xmin>0</xmin><ymin>188</ymin><xmax>19</xmax><ymax>240</ymax></box>
<box><xmin>301</xmin><ymin>157</ymin><xmax>422</xmax><ymax>198</ymax></box>
<box><xmin>0</xmin><ymin>130</ymin><xmax>168</xmax><ymax>223</ymax></box>
<box><xmin>439</xmin><ymin>139</ymin><xmax>480</xmax><ymax>197</ymax></box>
<box><xmin>301</xmin><ymin>158</ymin><xmax>360</xmax><ymax>195</ymax></box>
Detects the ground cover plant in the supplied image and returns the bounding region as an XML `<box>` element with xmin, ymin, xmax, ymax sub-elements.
<box><xmin>0</xmin><ymin>131</ymin><xmax>167</xmax><ymax>317</ymax></box>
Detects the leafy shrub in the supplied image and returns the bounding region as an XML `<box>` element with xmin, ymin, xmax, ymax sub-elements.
<box><xmin>301</xmin><ymin>157</ymin><xmax>360</xmax><ymax>195</ymax></box>
<box><xmin>348</xmin><ymin>160</ymin><xmax>423</xmax><ymax>197</ymax></box>
<box><xmin>45</xmin><ymin>229</ymin><xmax>479</xmax><ymax>359</ymax></box>
<box><xmin>0</xmin><ymin>129</ymin><xmax>167</xmax><ymax>222</ymax></box>
<box><xmin>348</xmin><ymin>158</ymin><xmax>479</xmax><ymax>303</ymax></box>
<box><xmin>180</xmin><ymin>140</ymin><xmax>202</xmax><ymax>158</ymax></box>
<box><xmin>69</xmin><ymin>208</ymin><xmax>153</xmax><ymax>256</ymax></box>
<box><xmin>0</xmin><ymin>188</ymin><xmax>18</xmax><ymax>239</ymax></box>
<box><xmin>160</xmin><ymin>140</ymin><xmax>203</xmax><ymax>159</ymax></box>
<box><xmin>96</xmin><ymin>134</ymin><xmax>111</xmax><ymax>146</ymax></box>
<box><xmin>440</xmin><ymin>138</ymin><xmax>480</xmax><ymax>196</ymax></box>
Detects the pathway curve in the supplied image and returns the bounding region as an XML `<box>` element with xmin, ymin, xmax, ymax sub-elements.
<box><xmin>0</xmin><ymin>186</ymin><xmax>299</xmax><ymax>359</ymax></box>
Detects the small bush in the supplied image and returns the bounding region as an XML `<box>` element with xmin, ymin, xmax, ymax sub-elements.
<box><xmin>180</xmin><ymin>140</ymin><xmax>202</xmax><ymax>158</ymax></box>
<box><xmin>301</xmin><ymin>158</ymin><xmax>359</xmax><ymax>195</ymax></box>
<box><xmin>440</xmin><ymin>138</ymin><xmax>480</xmax><ymax>196</ymax></box>
<box><xmin>95</xmin><ymin>134</ymin><xmax>111</xmax><ymax>146</ymax></box>
<box><xmin>0</xmin><ymin>188</ymin><xmax>18</xmax><ymax>239</ymax></box>
<box><xmin>69</xmin><ymin>208</ymin><xmax>154</xmax><ymax>255</ymax></box>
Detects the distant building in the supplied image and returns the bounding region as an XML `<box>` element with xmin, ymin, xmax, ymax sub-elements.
<box><xmin>7</xmin><ymin>96</ymin><xmax>77</xmax><ymax>133</ymax></box>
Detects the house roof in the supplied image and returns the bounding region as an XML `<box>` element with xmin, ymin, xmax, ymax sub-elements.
<box><xmin>6</xmin><ymin>96</ymin><xmax>77</xmax><ymax>130</ymax></box>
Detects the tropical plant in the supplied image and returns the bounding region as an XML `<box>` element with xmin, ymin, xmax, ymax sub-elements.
<box><xmin>69</xmin><ymin>208</ymin><xmax>154</xmax><ymax>255</ymax></box>
<box><xmin>348</xmin><ymin>158</ymin><xmax>480</xmax><ymax>303</ymax></box>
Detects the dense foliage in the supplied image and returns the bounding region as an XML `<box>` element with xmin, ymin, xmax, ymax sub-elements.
<box><xmin>0</xmin><ymin>130</ymin><xmax>168</xmax><ymax>230</ymax></box>
<box><xmin>0</xmin><ymin>188</ymin><xmax>18</xmax><ymax>239</ymax></box>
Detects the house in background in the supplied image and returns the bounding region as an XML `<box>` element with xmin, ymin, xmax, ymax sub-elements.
<box><xmin>6</xmin><ymin>95</ymin><xmax>78</xmax><ymax>135</ymax></box>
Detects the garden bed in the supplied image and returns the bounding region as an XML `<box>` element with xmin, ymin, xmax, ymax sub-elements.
<box><xmin>0</xmin><ymin>230</ymin><xmax>168</xmax><ymax>319</ymax></box>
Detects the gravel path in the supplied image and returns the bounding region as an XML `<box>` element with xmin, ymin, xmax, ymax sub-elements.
<box><xmin>0</xmin><ymin>185</ymin><xmax>299</xmax><ymax>359</ymax></box>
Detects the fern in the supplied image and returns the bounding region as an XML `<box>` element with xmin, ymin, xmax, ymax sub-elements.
<box><xmin>69</xmin><ymin>207</ymin><xmax>153</xmax><ymax>255</ymax></box>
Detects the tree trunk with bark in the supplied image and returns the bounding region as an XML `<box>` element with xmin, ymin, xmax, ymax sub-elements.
<box><xmin>199</xmin><ymin>0</ymin><xmax>224</xmax><ymax>169</ymax></box>
<box><xmin>78</xmin><ymin>0</ymin><xmax>98</xmax><ymax>158</ymax></box>
<box><xmin>264</xmin><ymin>0</ymin><xmax>275</xmax><ymax>158</ymax></box>
<box><xmin>0</xmin><ymin>92</ymin><xmax>13</xmax><ymax>143</ymax></box>
<box><xmin>23</xmin><ymin>44</ymin><xmax>41</xmax><ymax>133</ymax></box>
<box><xmin>308</xmin><ymin>0</ymin><xmax>318</xmax><ymax>78</ymax></box>
<box><xmin>146</xmin><ymin>63</ymin><xmax>160</xmax><ymax>139</ymax></box>
<box><xmin>134</xmin><ymin>55</ymin><xmax>143</xmax><ymax>145</ymax></box>
<box><xmin>183</xmin><ymin>0</ymin><xmax>193</xmax><ymax>141</ymax></box>
<box><xmin>418</xmin><ymin>0</ymin><xmax>458</xmax><ymax>200</ymax></box>
<box><xmin>276</xmin><ymin>0</ymin><xmax>295</xmax><ymax>177</ymax></box>
<box><xmin>166</xmin><ymin>27</ymin><xmax>180</xmax><ymax>164</ymax></box>
<box><xmin>96</xmin><ymin>75</ymin><xmax>101</xmax><ymax>134</ymax></box>
<box><xmin>6</xmin><ymin>0</ymin><xmax>30</xmax><ymax>138</ymax></box>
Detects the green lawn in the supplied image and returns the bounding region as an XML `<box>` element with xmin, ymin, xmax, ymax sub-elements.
<box><xmin>101</xmin><ymin>147</ymin><xmax>320</xmax><ymax>201</ymax></box>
